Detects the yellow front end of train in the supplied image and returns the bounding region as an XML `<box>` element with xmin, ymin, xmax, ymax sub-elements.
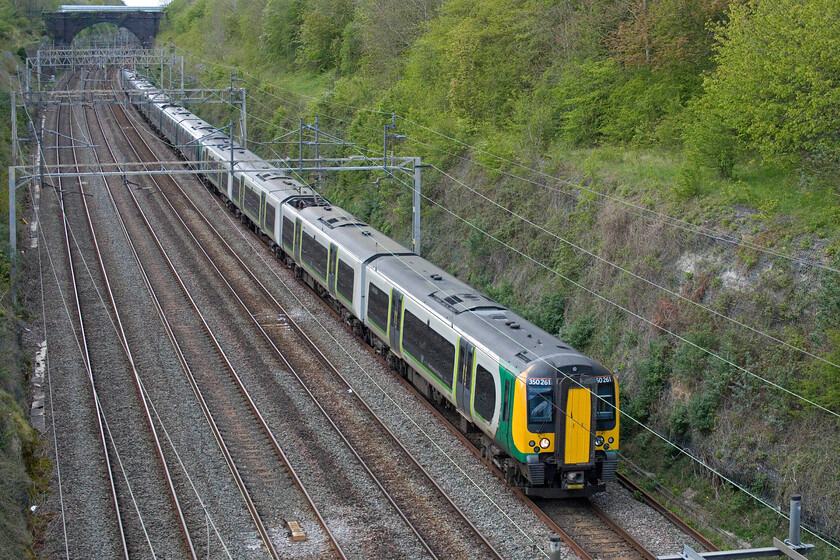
<box><xmin>503</xmin><ymin>363</ymin><xmax>619</xmax><ymax>497</ymax></box>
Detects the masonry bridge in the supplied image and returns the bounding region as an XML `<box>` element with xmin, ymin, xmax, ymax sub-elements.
<box><xmin>44</xmin><ymin>5</ymin><xmax>164</xmax><ymax>47</ymax></box>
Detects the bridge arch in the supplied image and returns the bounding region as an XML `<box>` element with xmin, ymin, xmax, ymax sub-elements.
<box><xmin>44</xmin><ymin>6</ymin><xmax>164</xmax><ymax>47</ymax></box>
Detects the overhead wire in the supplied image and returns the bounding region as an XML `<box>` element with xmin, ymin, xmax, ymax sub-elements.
<box><xmin>235</xmin><ymin>87</ymin><xmax>840</xmax><ymax>421</ymax></box>
<box><xmin>428</xmin><ymin>163</ymin><xmax>840</xmax><ymax>412</ymax></box>
<box><xmin>184</xmin><ymin>80</ymin><xmax>833</xmax><ymax>539</ymax></box>
<box><xmin>126</xmin><ymin>57</ymin><xmax>839</xmax><ymax>547</ymax></box>
<box><xmin>123</xmin><ymin>72</ymin><xmax>554</xmax><ymax>556</ymax></box>
<box><xmin>25</xmin><ymin>67</ymin><xmax>234</xmax><ymax>557</ymax></box>
<box><xmin>53</xmin><ymin>62</ymin><xmax>840</xmax><ymax>429</ymax></box>
<box><xmin>34</xmin><ymin>190</ymin><xmax>158</xmax><ymax>557</ymax></box>
<box><xmin>185</xmin><ymin>65</ymin><xmax>840</xmax><ymax>426</ymax></box>
<box><xmin>373</xmin><ymin>158</ymin><xmax>838</xmax><ymax>549</ymax></box>
<box><xmin>32</xmin><ymin>187</ymin><xmax>71</xmax><ymax>559</ymax></box>
<box><xmin>233</xmin><ymin>84</ymin><xmax>834</xmax><ymax>536</ymax></box>
<box><xmin>244</xmin><ymin>82</ymin><xmax>840</xmax><ymax>418</ymax></box>
<box><xmin>170</xmin><ymin>39</ymin><xmax>839</xmax><ymax>276</ymax></box>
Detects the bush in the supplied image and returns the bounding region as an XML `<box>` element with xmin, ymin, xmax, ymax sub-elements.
<box><xmin>531</xmin><ymin>291</ymin><xmax>566</xmax><ymax>336</ymax></box>
<box><xmin>559</xmin><ymin>312</ymin><xmax>596</xmax><ymax>350</ymax></box>
<box><xmin>624</xmin><ymin>338</ymin><xmax>671</xmax><ymax>423</ymax></box>
<box><xmin>697</xmin><ymin>0</ymin><xmax>840</xmax><ymax>167</ymax></box>
<box><xmin>688</xmin><ymin>391</ymin><xmax>717</xmax><ymax>433</ymax></box>
<box><xmin>669</xmin><ymin>401</ymin><xmax>690</xmax><ymax>437</ymax></box>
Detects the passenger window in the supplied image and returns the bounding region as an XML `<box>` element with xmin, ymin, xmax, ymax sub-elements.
<box><xmin>474</xmin><ymin>365</ymin><xmax>495</xmax><ymax>421</ymax></box>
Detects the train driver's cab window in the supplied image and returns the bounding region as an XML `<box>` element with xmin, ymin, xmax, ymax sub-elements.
<box><xmin>596</xmin><ymin>380</ymin><xmax>616</xmax><ymax>430</ymax></box>
<box><xmin>527</xmin><ymin>384</ymin><xmax>553</xmax><ymax>431</ymax></box>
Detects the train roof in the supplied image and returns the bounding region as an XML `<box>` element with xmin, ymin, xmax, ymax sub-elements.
<box><xmin>299</xmin><ymin>205</ymin><xmax>412</xmax><ymax>262</ymax></box>
<box><xmin>123</xmin><ymin>69</ymin><xmax>316</xmax><ymax>201</ymax></box>
<box><xmin>371</xmin><ymin>253</ymin><xmax>604</xmax><ymax>373</ymax></box>
<box><xmin>121</xmin><ymin>69</ymin><xmax>607</xmax><ymax>376</ymax></box>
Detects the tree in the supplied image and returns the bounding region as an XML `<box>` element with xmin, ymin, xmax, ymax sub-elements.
<box><xmin>296</xmin><ymin>0</ymin><xmax>354</xmax><ymax>71</ymax></box>
<box><xmin>699</xmin><ymin>0</ymin><xmax>840</xmax><ymax>167</ymax></box>
<box><xmin>261</xmin><ymin>0</ymin><xmax>305</xmax><ymax>65</ymax></box>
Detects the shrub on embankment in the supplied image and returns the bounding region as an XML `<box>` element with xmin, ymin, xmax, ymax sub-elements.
<box><xmin>1</xmin><ymin>1</ymin><xmax>55</xmax><ymax>557</ymax></box>
<box><xmin>159</xmin><ymin>0</ymin><xmax>840</xmax><ymax>550</ymax></box>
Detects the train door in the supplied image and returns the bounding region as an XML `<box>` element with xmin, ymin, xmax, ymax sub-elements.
<box><xmin>260</xmin><ymin>192</ymin><xmax>267</xmax><ymax>228</ymax></box>
<box><xmin>556</xmin><ymin>376</ymin><xmax>597</xmax><ymax>468</ymax></box>
<box><xmin>294</xmin><ymin>218</ymin><xmax>303</xmax><ymax>262</ymax></box>
<box><xmin>497</xmin><ymin>370</ymin><xmax>514</xmax><ymax>450</ymax></box>
<box><xmin>327</xmin><ymin>244</ymin><xmax>338</xmax><ymax>296</ymax></box>
<box><xmin>456</xmin><ymin>338</ymin><xmax>474</xmax><ymax>416</ymax></box>
<box><xmin>388</xmin><ymin>290</ymin><xmax>403</xmax><ymax>351</ymax></box>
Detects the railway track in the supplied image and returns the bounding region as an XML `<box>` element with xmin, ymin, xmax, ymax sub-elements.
<box><xmin>108</xmin><ymin>71</ymin><xmax>710</xmax><ymax>559</ymax></box>
<box><xmin>66</xmin><ymin>67</ymin><xmax>258</xmax><ymax>559</ymax></box>
<box><xmin>81</xmin><ymin>74</ymin><xmax>343</xmax><ymax>560</ymax></box>
<box><xmin>107</xmin><ymin>78</ymin><xmax>507</xmax><ymax>559</ymax></box>
<box><xmin>51</xmin><ymin>72</ymin><xmax>131</xmax><ymax>560</ymax></box>
<box><xmin>40</xmin><ymin>64</ymin><xmax>713</xmax><ymax>559</ymax></box>
<box><xmin>158</xmin><ymin>117</ymin><xmax>724</xmax><ymax>559</ymax></box>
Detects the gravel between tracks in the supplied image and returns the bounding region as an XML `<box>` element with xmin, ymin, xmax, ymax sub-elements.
<box><xmin>590</xmin><ymin>482</ymin><xmax>707</xmax><ymax>557</ymax></box>
<box><xmin>122</xmin><ymin>109</ymin><xmax>578</xmax><ymax>558</ymax></box>
<box><xmin>25</xmin><ymin>71</ymin><xmax>716</xmax><ymax>560</ymax></box>
<box><xmin>28</xmin><ymin>87</ymin><xmax>126</xmax><ymax>559</ymax></box>
<box><xmin>138</xmin><ymin>110</ymin><xmax>714</xmax><ymax>559</ymax></box>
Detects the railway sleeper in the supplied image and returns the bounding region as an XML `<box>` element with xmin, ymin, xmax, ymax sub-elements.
<box><xmin>196</xmin><ymin>163</ymin><xmax>538</xmax><ymax>496</ymax></box>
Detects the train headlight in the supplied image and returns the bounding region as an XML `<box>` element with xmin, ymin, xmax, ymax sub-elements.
<box><xmin>539</xmin><ymin>438</ymin><xmax>550</xmax><ymax>449</ymax></box>
<box><xmin>608</xmin><ymin>437</ymin><xmax>614</xmax><ymax>444</ymax></box>
<box><xmin>529</xmin><ymin>440</ymin><xmax>535</xmax><ymax>448</ymax></box>
<box><xmin>594</xmin><ymin>436</ymin><xmax>604</xmax><ymax>447</ymax></box>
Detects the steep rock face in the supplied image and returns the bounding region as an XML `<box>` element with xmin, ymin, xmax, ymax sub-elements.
<box><xmin>414</xmin><ymin>161</ymin><xmax>839</xmax><ymax>540</ymax></box>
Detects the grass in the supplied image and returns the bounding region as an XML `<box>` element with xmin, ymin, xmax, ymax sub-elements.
<box><xmin>547</xmin><ymin>142</ymin><xmax>840</xmax><ymax>242</ymax></box>
<box><xmin>157</xmin><ymin>23</ymin><xmax>840</xmax><ymax>553</ymax></box>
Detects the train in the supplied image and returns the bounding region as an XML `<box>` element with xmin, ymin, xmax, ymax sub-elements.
<box><xmin>121</xmin><ymin>69</ymin><xmax>620</xmax><ymax>498</ymax></box>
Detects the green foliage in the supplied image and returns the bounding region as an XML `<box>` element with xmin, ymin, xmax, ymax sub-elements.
<box><xmin>297</xmin><ymin>0</ymin><xmax>353</xmax><ymax>71</ymax></box>
<box><xmin>671</xmin><ymin>327</ymin><xmax>720</xmax><ymax>383</ymax></box>
<box><xmin>550</xmin><ymin>59</ymin><xmax>621</xmax><ymax>146</ymax></box>
<box><xmin>261</xmin><ymin>0</ymin><xmax>305</xmax><ymax>65</ymax></box>
<box><xmin>0</xmin><ymin>392</ymin><xmax>35</xmax><ymax>559</ymax></box>
<box><xmin>815</xmin><ymin>257</ymin><xmax>840</xmax><ymax>333</ymax></box>
<box><xmin>687</xmin><ymin>391</ymin><xmax>716</xmax><ymax>433</ymax></box>
<box><xmin>170</xmin><ymin>0</ymin><xmax>208</xmax><ymax>34</ymax></box>
<box><xmin>532</xmin><ymin>291</ymin><xmax>567</xmax><ymax>337</ymax></box>
<box><xmin>682</xmin><ymin>95</ymin><xmax>739</xmax><ymax>178</ymax></box>
<box><xmin>624</xmin><ymin>338</ymin><xmax>670</xmax><ymax>424</ymax></box>
<box><xmin>802</xmin><ymin>329</ymin><xmax>840</xmax><ymax>412</ymax></box>
<box><xmin>337</xmin><ymin>18</ymin><xmax>362</xmax><ymax>75</ymax></box>
<box><xmin>699</xmin><ymin>0</ymin><xmax>840</xmax><ymax>167</ymax></box>
<box><xmin>559</xmin><ymin>312</ymin><xmax>596</xmax><ymax>350</ymax></box>
<box><xmin>608</xmin><ymin>0</ymin><xmax>727</xmax><ymax>73</ymax></box>
<box><xmin>668</xmin><ymin>401</ymin><xmax>689</xmax><ymax>436</ymax></box>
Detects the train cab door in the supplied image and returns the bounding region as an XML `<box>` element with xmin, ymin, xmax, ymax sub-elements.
<box><xmin>294</xmin><ymin>218</ymin><xmax>303</xmax><ymax>262</ymax></box>
<box><xmin>456</xmin><ymin>338</ymin><xmax>474</xmax><ymax>416</ymax></box>
<box><xmin>327</xmin><ymin>244</ymin><xmax>338</xmax><ymax>296</ymax></box>
<box><xmin>388</xmin><ymin>290</ymin><xmax>403</xmax><ymax>351</ymax></box>
<box><xmin>556</xmin><ymin>375</ymin><xmax>597</xmax><ymax>469</ymax></box>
